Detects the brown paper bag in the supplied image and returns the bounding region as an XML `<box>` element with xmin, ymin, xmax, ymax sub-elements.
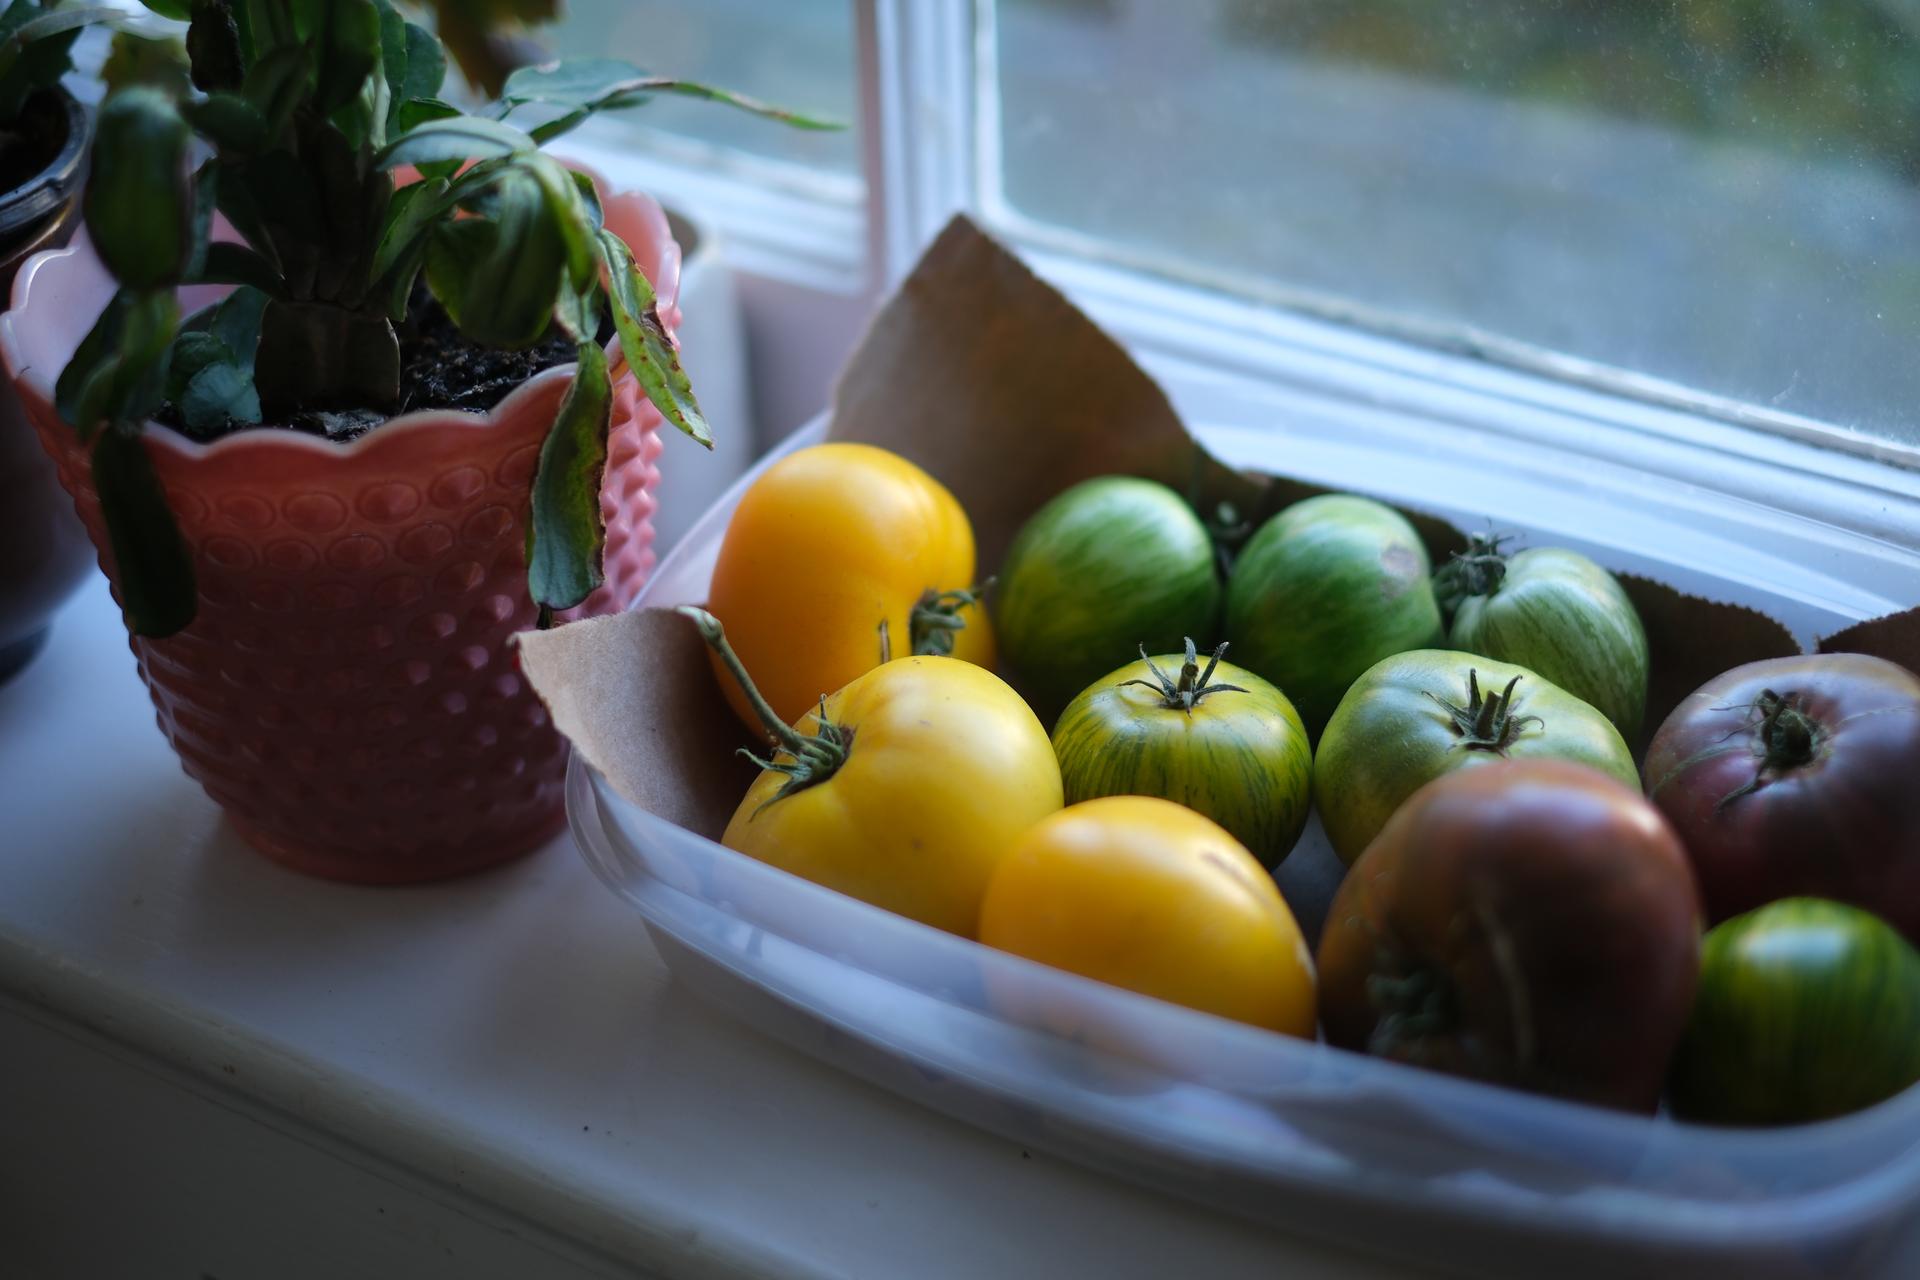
<box><xmin>518</xmin><ymin>214</ymin><xmax>1909</xmax><ymax>847</ymax></box>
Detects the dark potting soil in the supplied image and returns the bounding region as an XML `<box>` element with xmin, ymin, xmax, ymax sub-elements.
<box><xmin>155</xmin><ymin>286</ymin><xmax>592</xmax><ymax>444</ymax></box>
<box><xmin>0</xmin><ymin>92</ymin><xmax>67</xmax><ymax>201</ymax></box>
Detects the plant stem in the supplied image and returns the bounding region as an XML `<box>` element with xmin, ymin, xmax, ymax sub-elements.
<box><xmin>679</xmin><ymin>606</ymin><xmax>851</xmax><ymax>812</ymax></box>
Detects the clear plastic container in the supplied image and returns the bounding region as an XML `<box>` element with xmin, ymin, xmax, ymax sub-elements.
<box><xmin>568</xmin><ymin>421</ymin><xmax>1920</xmax><ymax>1278</ymax></box>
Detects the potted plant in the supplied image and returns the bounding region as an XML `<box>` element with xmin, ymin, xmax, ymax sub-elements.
<box><xmin>0</xmin><ymin>2</ymin><xmax>121</xmax><ymax>682</ymax></box>
<box><xmin>0</xmin><ymin>0</ymin><xmax>825</xmax><ymax>881</ymax></box>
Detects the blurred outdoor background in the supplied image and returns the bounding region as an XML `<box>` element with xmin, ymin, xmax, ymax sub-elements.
<box><xmin>561</xmin><ymin>0</ymin><xmax>1920</xmax><ymax>443</ymax></box>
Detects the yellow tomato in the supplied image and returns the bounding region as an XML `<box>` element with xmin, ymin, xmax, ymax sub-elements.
<box><xmin>709</xmin><ymin>626</ymin><xmax>1060</xmax><ymax>936</ymax></box>
<box><xmin>979</xmin><ymin>796</ymin><xmax>1317</xmax><ymax>1036</ymax></box>
<box><xmin>707</xmin><ymin>442</ymin><xmax>992</xmax><ymax>728</ymax></box>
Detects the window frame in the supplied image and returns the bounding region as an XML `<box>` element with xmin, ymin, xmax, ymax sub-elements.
<box><xmin>551</xmin><ymin>122</ymin><xmax>868</xmax><ymax>296</ymax></box>
<box><xmin>858</xmin><ymin>0</ymin><xmax>1920</xmax><ymax>556</ymax></box>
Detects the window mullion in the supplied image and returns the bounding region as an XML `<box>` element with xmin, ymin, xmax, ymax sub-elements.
<box><xmin>860</xmin><ymin>0</ymin><xmax>981</xmax><ymax>289</ymax></box>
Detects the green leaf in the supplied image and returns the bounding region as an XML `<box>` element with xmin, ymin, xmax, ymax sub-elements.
<box><xmin>54</xmin><ymin>289</ymin><xmax>180</xmax><ymax>443</ymax></box>
<box><xmin>524</xmin><ymin>152</ymin><xmax>595</xmax><ymax>290</ymax></box>
<box><xmin>375</xmin><ymin>112</ymin><xmax>532</xmax><ymax>169</ymax></box>
<box><xmin>526</xmin><ymin>340</ymin><xmax>611</xmax><ymax>612</ymax></box>
<box><xmin>631</xmin><ymin>78</ymin><xmax>843</xmax><ymax>130</ymax></box>
<box><xmin>0</xmin><ymin>6</ymin><xmax>121</xmax><ymax>49</ymax></box>
<box><xmin>498</xmin><ymin>60</ymin><xmax>842</xmax><ymax>146</ymax></box>
<box><xmin>178</xmin><ymin>360</ymin><xmax>257</xmax><ymax>431</ymax></box>
<box><xmin>238</xmin><ymin>41</ymin><xmax>311</xmax><ymax>139</ymax></box>
<box><xmin>307</xmin><ymin>0</ymin><xmax>379</xmax><ymax>116</ymax></box>
<box><xmin>393</xmin><ymin>96</ymin><xmax>462</xmax><ymax>180</ymax></box>
<box><xmin>209</xmin><ymin>161</ymin><xmax>280</xmax><ymax>272</ymax></box>
<box><xmin>376</xmin><ymin>6</ymin><xmax>442</xmax><ymax>137</ymax></box>
<box><xmin>182</xmin><ymin>91</ymin><xmax>267</xmax><ymax>152</ymax></box>
<box><xmin>190</xmin><ymin>241</ymin><xmax>287</xmax><ymax>295</ymax></box>
<box><xmin>186</xmin><ymin>0</ymin><xmax>243</xmax><ymax>92</ymax></box>
<box><xmin>370</xmin><ymin>173</ymin><xmax>448</xmax><ymax>281</ymax></box>
<box><xmin>166</xmin><ymin>286</ymin><xmax>266</xmax><ymax>433</ymax></box>
<box><xmin>571</xmin><ymin>168</ymin><xmax>602</xmax><ymax>229</ymax></box>
<box><xmin>100</xmin><ymin>30</ymin><xmax>191</xmax><ymax>98</ymax></box>
<box><xmin>225</xmin><ymin>149</ymin><xmax>324</xmax><ymax>268</ymax></box>
<box><xmin>598</xmin><ymin>229</ymin><xmax>709</xmax><ymax>448</ymax></box>
<box><xmin>421</xmin><ymin>215</ymin><xmax>493</xmax><ymax>326</ymax></box>
<box><xmin>202</xmin><ymin>283</ymin><xmax>269</xmax><ymax>357</ymax></box>
<box><xmin>0</xmin><ymin>1</ymin><xmax>38</xmax><ymax>41</ymax></box>
<box><xmin>378</xmin><ymin>237</ymin><xmax>424</xmax><ymax>320</ymax></box>
<box><xmin>91</xmin><ymin>427</ymin><xmax>197</xmax><ymax>638</ymax></box>
<box><xmin>550</xmin><ymin>276</ymin><xmax>599</xmax><ymax>346</ymax></box>
<box><xmin>181</xmin><ymin>157</ymin><xmax>218</xmax><ymax>280</ymax></box>
<box><xmin>140</xmin><ymin>0</ymin><xmax>192</xmax><ymax>19</ymax></box>
<box><xmin>86</xmin><ymin>90</ymin><xmax>194</xmax><ymax>291</ymax></box>
<box><xmin>168</xmin><ymin>286</ymin><xmax>267</xmax><ymax>433</ymax></box>
<box><xmin>497</xmin><ymin>58</ymin><xmax>650</xmax><ymax>111</ymax></box>
<box><xmin>396</xmin><ymin>95</ymin><xmax>459</xmax><ymax>129</ymax></box>
<box><xmin>427</xmin><ymin>169</ymin><xmax>564</xmax><ymax>348</ymax></box>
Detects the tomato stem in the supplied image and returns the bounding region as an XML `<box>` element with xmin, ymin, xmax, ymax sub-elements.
<box><xmin>1433</xmin><ymin>531</ymin><xmax>1514</xmax><ymax>614</ymax></box>
<box><xmin>679</xmin><ymin>606</ymin><xmax>851</xmax><ymax>812</ymax></box>
<box><xmin>1717</xmin><ymin>688</ymin><xmax>1822</xmax><ymax>809</ymax></box>
<box><xmin>909</xmin><ymin>581</ymin><xmax>990</xmax><ymax>657</ymax></box>
<box><xmin>1117</xmin><ymin>637</ymin><xmax>1248</xmax><ymax>715</ymax></box>
<box><xmin>1427</xmin><ymin>670</ymin><xmax>1543</xmax><ymax>753</ymax></box>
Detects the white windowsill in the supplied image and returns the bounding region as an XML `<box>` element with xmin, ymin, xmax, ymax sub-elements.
<box><xmin>0</xmin><ymin>577</ymin><xmax>1408</xmax><ymax>1279</ymax></box>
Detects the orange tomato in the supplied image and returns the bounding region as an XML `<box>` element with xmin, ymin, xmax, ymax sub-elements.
<box><xmin>706</xmin><ymin>443</ymin><xmax>992</xmax><ymax>727</ymax></box>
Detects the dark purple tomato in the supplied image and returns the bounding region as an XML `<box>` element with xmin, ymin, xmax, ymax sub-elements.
<box><xmin>1643</xmin><ymin>653</ymin><xmax>1920</xmax><ymax>939</ymax></box>
<box><xmin>1317</xmin><ymin>758</ymin><xmax>1701</xmax><ymax>1112</ymax></box>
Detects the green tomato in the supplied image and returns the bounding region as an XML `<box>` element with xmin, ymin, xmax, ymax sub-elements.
<box><xmin>1669</xmin><ymin>898</ymin><xmax>1920</xmax><ymax>1126</ymax></box>
<box><xmin>1051</xmin><ymin>640</ymin><xmax>1313</xmax><ymax>868</ymax></box>
<box><xmin>1225</xmin><ymin>494</ymin><xmax>1442</xmax><ymax>737</ymax></box>
<box><xmin>994</xmin><ymin>477</ymin><xmax>1221</xmax><ymax>723</ymax></box>
<box><xmin>1439</xmin><ymin>537</ymin><xmax>1649</xmax><ymax>741</ymax></box>
<box><xmin>1314</xmin><ymin>649</ymin><xmax>1638</xmax><ymax>865</ymax></box>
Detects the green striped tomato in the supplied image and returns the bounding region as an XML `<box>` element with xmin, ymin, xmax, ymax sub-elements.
<box><xmin>1225</xmin><ymin>495</ymin><xmax>1442</xmax><ymax>738</ymax></box>
<box><xmin>1314</xmin><ymin>649</ymin><xmax>1639</xmax><ymax>865</ymax></box>
<box><xmin>994</xmin><ymin>477</ymin><xmax>1221</xmax><ymax>724</ymax></box>
<box><xmin>1669</xmin><ymin>898</ymin><xmax>1920</xmax><ymax>1125</ymax></box>
<box><xmin>1051</xmin><ymin>641</ymin><xmax>1312</xmax><ymax>868</ymax></box>
<box><xmin>1438</xmin><ymin>538</ymin><xmax>1649</xmax><ymax>741</ymax></box>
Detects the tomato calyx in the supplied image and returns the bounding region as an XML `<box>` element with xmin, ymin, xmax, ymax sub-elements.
<box><xmin>1427</xmin><ymin>670</ymin><xmax>1543</xmax><ymax>754</ymax></box>
<box><xmin>1117</xmin><ymin>637</ymin><xmax>1248</xmax><ymax>715</ymax></box>
<box><xmin>909</xmin><ymin>582</ymin><xmax>990</xmax><ymax>657</ymax></box>
<box><xmin>1433</xmin><ymin>531</ymin><xmax>1514</xmax><ymax>614</ymax></box>
<box><xmin>1364</xmin><ymin>965</ymin><xmax>1460</xmax><ymax>1057</ymax></box>
<box><xmin>1207</xmin><ymin>499</ymin><xmax>1253</xmax><ymax>576</ymax></box>
<box><xmin>682</xmin><ymin>606</ymin><xmax>852</xmax><ymax>813</ymax></box>
<box><xmin>1714</xmin><ymin>688</ymin><xmax>1823</xmax><ymax>810</ymax></box>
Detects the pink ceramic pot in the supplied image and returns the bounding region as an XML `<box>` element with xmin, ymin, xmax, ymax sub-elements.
<box><xmin>0</xmin><ymin>183</ymin><xmax>678</xmax><ymax>883</ymax></box>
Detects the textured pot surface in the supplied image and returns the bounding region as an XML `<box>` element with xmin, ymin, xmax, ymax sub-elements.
<box><xmin>1</xmin><ymin>183</ymin><xmax>679</xmax><ymax>882</ymax></box>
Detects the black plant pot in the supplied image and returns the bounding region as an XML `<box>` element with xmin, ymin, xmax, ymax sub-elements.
<box><xmin>0</xmin><ymin>86</ymin><xmax>93</xmax><ymax>684</ymax></box>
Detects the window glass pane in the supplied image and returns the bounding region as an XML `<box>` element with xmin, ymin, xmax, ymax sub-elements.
<box><xmin>552</xmin><ymin>0</ymin><xmax>858</xmax><ymax>178</ymax></box>
<box><xmin>991</xmin><ymin>0</ymin><xmax>1920</xmax><ymax>445</ymax></box>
